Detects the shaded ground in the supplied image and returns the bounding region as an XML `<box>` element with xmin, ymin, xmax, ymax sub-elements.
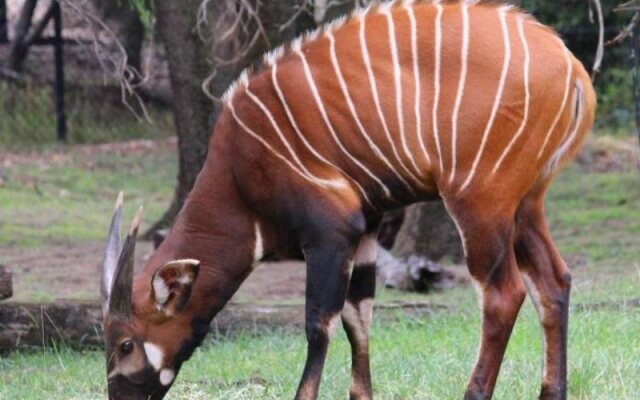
<box><xmin>1</xmin><ymin>137</ymin><xmax>308</xmax><ymax>302</ymax></box>
<box><xmin>1</xmin><ymin>135</ymin><xmax>639</xmax><ymax>304</ymax></box>
<box><xmin>0</xmin><ymin>238</ymin><xmax>307</xmax><ymax>303</ymax></box>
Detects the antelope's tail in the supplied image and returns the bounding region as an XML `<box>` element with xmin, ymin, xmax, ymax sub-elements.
<box><xmin>544</xmin><ymin>58</ymin><xmax>597</xmax><ymax>177</ymax></box>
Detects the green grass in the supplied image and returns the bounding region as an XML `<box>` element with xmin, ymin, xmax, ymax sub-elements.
<box><xmin>1</xmin><ymin>288</ymin><xmax>638</xmax><ymax>399</ymax></box>
<box><xmin>0</xmin><ymin>135</ymin><xmax>638</xmax><ymax>398</ymax></box>
<box><xmin>0</xmin><ymin>150</ymin><xmax>176</xmax><ymax>247</ymax></box>
<box><xmin>0</xmin><ymin>81</ymin><xmax>172</xmax><ymax>149</ymax></box>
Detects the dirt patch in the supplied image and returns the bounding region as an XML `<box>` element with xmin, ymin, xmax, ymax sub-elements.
<box><xmin>0</xmin><ymin>239</ymin><xmax>307</xmax><ymax>303</ymax></box>
<box><xmin>1</xmin><ymin>137</ymin><xmax>177</xmax><ymax>170</ymax></box>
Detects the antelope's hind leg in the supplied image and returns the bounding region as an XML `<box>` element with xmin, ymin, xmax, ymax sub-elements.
<box><xmin>294</xmin><ymin>214</ymin><xmax>365</xmax><ymax>400</ymax></box>
<box><xmin>447</xmin><ymin>200</ymin><xmax>527</xmax><ymax>400</ymax></box>
<box><xmin>342</xmin><ymin>233</ymin><xmax>378</xmax><ymax>400</ymax></box>
<box><xmin>514</xmin><ymin>191</ymin><xmax>571</xmax><ymax>400</ymax></box>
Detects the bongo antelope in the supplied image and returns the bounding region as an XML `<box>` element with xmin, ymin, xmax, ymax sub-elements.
<box><xmin>101</xmin><ymin>1</ymin><xmax>596</xmax><ymax>399</ymax></box>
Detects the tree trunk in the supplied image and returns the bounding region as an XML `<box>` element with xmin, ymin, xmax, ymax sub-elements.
<box><xmin>92</xmin><ymin>0</ymin><xmax>145</xmax><ymax>76</ymax></box>
<box><xmin>6</xmin><ymin>0</ymin><xmax>37</xmax><ymax>71</ymax></box>
<box><xmin>146</xmin><ymin>0</ymin><xmax>215</xmax><ymax>236</ymax></box>
<box><xmin>146</xmin><ymin>1</ymin><xmax>316</xmax><ymax>236</ymax></box>
<box><xmin>0</xmin><ymin>265</ymin><xmax>12</xmax><ymax>300</ymax></box>
<box><xmin>1</xmin><ymin>0</ymin><xmax>9</xmax><ymax>43</ymax></box>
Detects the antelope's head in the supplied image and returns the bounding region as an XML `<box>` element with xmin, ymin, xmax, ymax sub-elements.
<box><xmin>101</xmin><ymin>193</ymin><xmax>202</xmax><ymax>400</ymax></box>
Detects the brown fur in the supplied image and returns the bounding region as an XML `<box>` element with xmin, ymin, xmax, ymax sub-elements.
<box><xmin>103</xmin><ymin>2</ymin><xmax>596</xmax><ymax>399</ymax></box>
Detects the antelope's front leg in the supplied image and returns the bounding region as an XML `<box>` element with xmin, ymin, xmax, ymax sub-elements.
<box><xmin>342</xmin><ymin>234</ymin><xmax>378</xmax><ymax>400</ymax></box>
<box><xmin>295</xmin><ymin>235</ymin><xmax>360</xmax><ymax>400</ymax></box>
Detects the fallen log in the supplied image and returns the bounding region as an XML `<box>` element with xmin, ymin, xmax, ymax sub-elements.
<box><xmin>376</xmin><ymin>246</ymin><xmax>467</xmax><ymax>292</ymax></box>
<box><xmin>0</xmin><ymin>300</ymin><xmax>448</xmax><ymax>352</ymax></box>
<box><xmin>0</xmin><ymin>265</ymin><xmax>12</xmax><ymax>300</ymax></box>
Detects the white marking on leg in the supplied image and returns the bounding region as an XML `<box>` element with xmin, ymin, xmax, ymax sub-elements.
<box><xmin>405</xmin><ymin>4</ymin><xmax>431</xmax><ymax>169</ymax></box>
<box><xmin>342</xmin><ymin>298</ymin><xmax>374</xmax><ymax>346</ymax></box>
<box><xmin>441</xmin><ymin>198</ymin><xmax>467</xmax><ymax>257</ymax></box>
<box><xmin>459</xmin><ymin>8</ymin><xmax>511</xmax><ymax>192</ymax></box>
<box><xmin>159</xmin><ymin>368</ymin><xmax>175</xmax><ymax>386</ymax></box>
<box><xmin>354</xmin><ymin>234</ymin><xmax>378</xmax><ymax>266</ymax></box>
<box><xmin>432</xmin><ymin>3</ymin><xmax>445</xmax><ymax>173</ymax></box>
<box><xmin>492</xmin><ymin>16</ymin><xmax>531</xmax><ymax>176</ymax></box>
<box><xmin>521</xmin><ymin>273</ymin><xmax>549</xmax><ymax>380</ymax></box>
<box><xmin>537</xmin><ymin>46</ymin><xmax>574</xmax><ymax>159</ymax></box>
<box><xmin>296</xmin><ymin>48</ymin><xmax>392</xmax><ymax>198</ymax></box>
<box><xmin>449</xmin><ymin>4</ymin><xmax>470</xmax><ymax>184</ymax></box>
<box><xmin>253</xmin><ymin>222</ymin><xmax>263</xmax><ymax>266</ymax></box>
<box><xmin>327</xmin><ymin>31</ymin><xmax>414</xmax><ymax>193</ymax></box>
<box><xmin>359</xmin><ymin>16</ymin><xmax>422</xmax><ymax>186</ymax></box>
<box><xmin>470</xmin><ymin>280</ymin><xmax>485</xmax><ymax>369</ymax></box>
<box><xmin>228</xmin><ymin>100</ymin><xmax>349</xmax><ymax>191</ymax></box>
<box><xmin>382</xmin><ymin>8</ymin><xmax>423</xmax><ymax>178</ymax></box>
<box><xmin>271</xmin><ymin>63</ymin><xmax>372</xmax><ymax>206</ymax></box>
<box><xmin>143</xmin><ymin>342</ymin><xmax>164</xmax><ymax>371</ymax></box>
<box><xmin>326</xmin><ymin>312</ymin><xmax>342</xmax><ymax>338</ymax></box>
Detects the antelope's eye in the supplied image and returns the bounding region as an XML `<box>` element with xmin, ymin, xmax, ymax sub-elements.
<box><xmin>120</xmin><ymin>340</ymin><xmax>134</xmax><ymax>355</ymax></box>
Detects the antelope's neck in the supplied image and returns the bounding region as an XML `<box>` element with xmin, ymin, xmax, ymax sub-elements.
<box><xmin>135</xmin><ymin>141</ymin><xmax>258</xmax><ymax>322</ymax></box>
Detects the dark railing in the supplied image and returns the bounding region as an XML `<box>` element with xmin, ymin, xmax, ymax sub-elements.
<box><xmin>1</xmin><ymin>0</ymin><xmax>66</xmax><ymax>142</ymax></box>
<box><xmin>0</xmin><ymin>0</ymin><xmax>7</xmax><ymax>44</ymax></box>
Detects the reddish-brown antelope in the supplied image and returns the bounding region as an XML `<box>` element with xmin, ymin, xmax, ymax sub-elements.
<box><xmin>101</xmin><ymin>1</ymin><xmax>596</xmax><ymax>399</ymax></box>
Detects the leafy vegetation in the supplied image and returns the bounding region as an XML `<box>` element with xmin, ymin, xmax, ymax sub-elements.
<box><xmin>0</xmin><ymin>148</ymin><xmax>176</xmax><ymax>247</ymax></box>
<box><xmin>0</xmin><ymin>134</ymin><xmax>638</xmax><ymax>398</ymax></box>
<box><xmin>0</xmin><ymin>82</ymin><xmax>172</xmax><ymax>149</ymax></box>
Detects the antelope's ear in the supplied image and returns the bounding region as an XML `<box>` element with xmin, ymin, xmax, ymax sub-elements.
<box><xmin>151</xmin><ymin>259</ymin><xmax>200</xmax><ymax>314</ymax></box>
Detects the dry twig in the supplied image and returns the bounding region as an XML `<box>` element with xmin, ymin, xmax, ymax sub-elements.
<box><xmin>58</xmin><ymin>0</ymin><xmax>151</xmax><ymax>121</ymax></box>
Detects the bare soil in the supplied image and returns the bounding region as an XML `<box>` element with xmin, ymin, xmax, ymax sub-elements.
<box><xmin>0</xmin><ymin>238</ymin><xmax>306</xmax><ymax>303</ymax></box>
<box><xmin>1</xmin><ymin>135</ymin><xmax>636</xmax><ymax>303</ymax></box>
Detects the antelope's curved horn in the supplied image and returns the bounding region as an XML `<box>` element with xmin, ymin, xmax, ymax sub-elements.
<box><xmin>108</xmin><ymin>205</ymin><xmax>143</xmax><ymax>321</ymax></box>
<box><xmin>101</xmin><ymin>192</ymin><xmax>123</xmax><ymax>316</ymax></box>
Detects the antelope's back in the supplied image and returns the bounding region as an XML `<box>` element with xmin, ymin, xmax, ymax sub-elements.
<box><xmin>218</xmin><ymin>0</ymin><xmax>596</xmax><ymax>211</ymax></box>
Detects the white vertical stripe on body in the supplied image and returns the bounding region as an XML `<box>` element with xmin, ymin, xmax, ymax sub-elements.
<box><xmin>228</xmin><ymin>100</ymin><xmax>349</xmax><ymax>191</ymax></box>
<box><xmin>327</xmin><ymin>31</ymin><xmax>414</xmax><ymax>193</ymax></box>
<box><xmin>537</xmin><ymin>44</ymin><xmax>574</xmax><ymax>159</ymax></box>
<box><xmin>459</xmin><ymin>8</ymin><xmax>511</xmax><ymax>193</ymax></box>
<box><xmin>245</xmin><ymin>87</ymin><xmax>338</xmax><ymax>187</ymax></box>
<box><xmin>491</xmin><ymin>16</ymin><xmax>531</xmax><ymax>175</ymax></box>
<box><xmin>295</xmin><ymin>48</ymin><xmax>392</xmax><ymax>199</ymax></box>
<box><xmin>448</xmin><ymin>4</ymin><xmax>470</xmax><ymax>184</ymax></box>
<box><xmin>544</xmin><ymin>83</ymin><xmax>583</xmax><ymax>176</ymax></box>
<box><xmin>359</xmin><ymin>16</ymin><xmax>421</xmax><ymax>186</ymax></box>
<box><xmin>405</xmin><ymin>4</ymin><xmax>431</xmax><ymax>169</ymax></box>
<box><xmin>270</xmin><ymin>63</ymin><xmax>370</xmax><ymax>204</ymax></box>
<box><xmin>382</xmin><ymin>8</ymin><xmax>423</xmax><ymax>178</ymax></box>
<box><xmin>432</xmin><ymin>3</ymin><xmax>445</xmax><ymax>173</ymax></box>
